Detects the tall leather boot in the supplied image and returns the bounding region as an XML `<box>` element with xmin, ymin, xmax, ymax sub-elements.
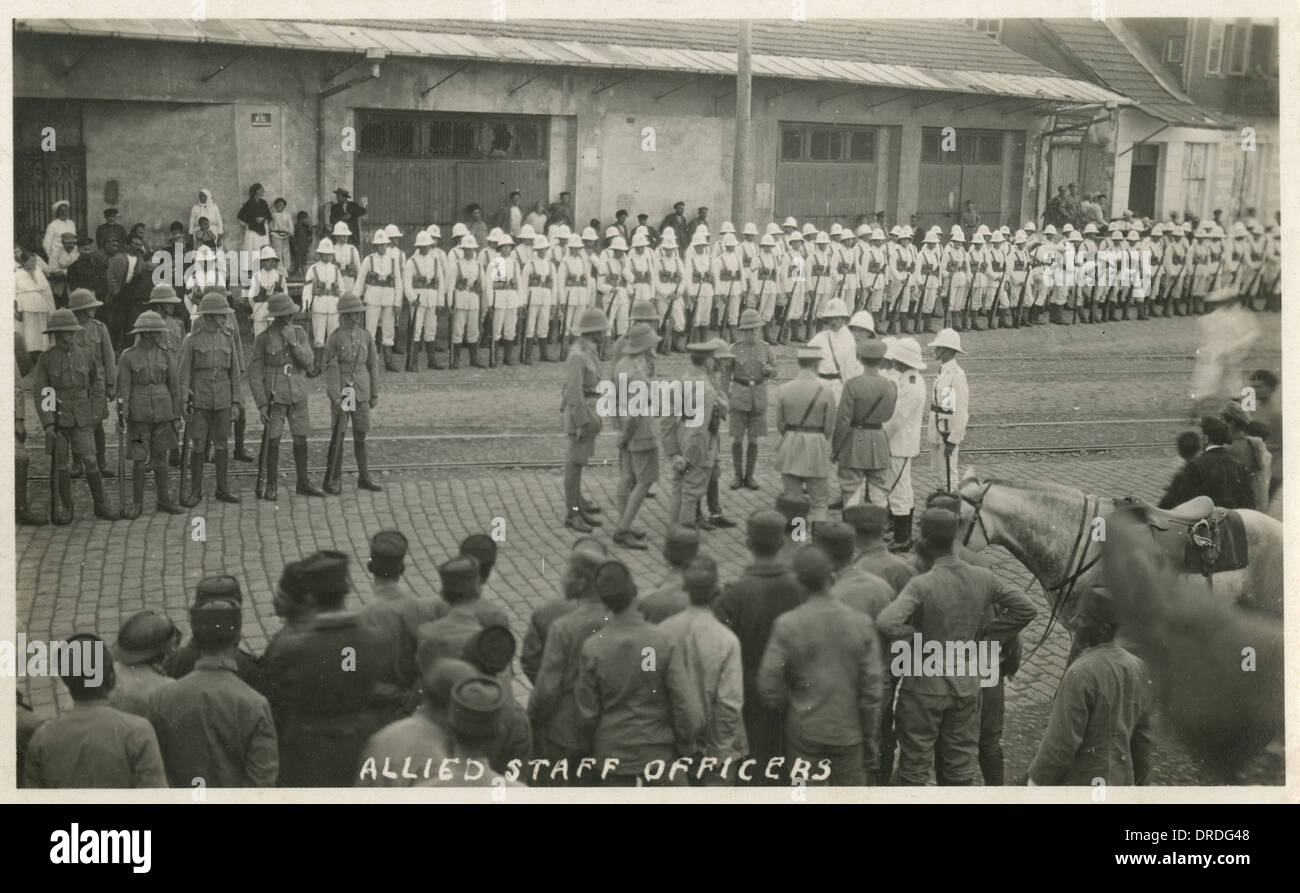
<box><xmin>94</xmin><ymin>424</ymin><xmax>115</xmax><ymax>479</ymax></box>
<box><xmin>123</xmin><ymin>460</ymin><xmax>146</xmax><ymax>520</ymax></box>
<box><xmin>181</xmin><ymin>450</ymin><xmax>204</xmax><ymax>507</ymax></box>
<box><xmin>213</xmin><ymin>450</ymin><xmax>239</xmax><ymax>503</ymax></box>
<box><xmin>233</xmin><ymin>411</ymin><xmax>253</xmax><ymax>462</ymax></box>
<box><xmin>57</xmin><ymin>470</ymin><xmax>75</xmax><ymax>524</ymax></box>
<box><xmin>294</xmin><ymin>441</ymin><xmax>326</xmax><ymax>496</ymax></box>
<box><xmin>729</xmin><ymin>441</ymin><xmax>745</xmax><ymax>489</ymax></box>
<box><xmin>355</xmin><ymin>433</ymin><xmax>383</xmax><ymax>491</ymax></box>
<box><xmin>522</xmin><ymin>337</ymin><xmax>534</xmax><ymax>365</ymax></box>
<box><xmin>263</xmin><ymin>439</ymin><xmax>280</xmax><ymax>501</ymax></box>
<box><xmin>985</xmin><ymin>308</ymin><xmax>997</xmax><ymax>330</ymax></box>
<box><xmin>15</xmin><ymin>453</ymin><xmax>47</xmax><ymax>526</ymax></box>
<box><xmin>383</xmin><ymin>345</ymin><xmax>401</xmax><ymax>372</ymax></box>
<box><xmin>503</xmin><ymin>340</ymin><xmax>517</xmax><ymax>366</ymax></box>
<box><xmin>155</xmin><ymin>461</ymin><xmax>185</xmax><ymax>514</ymax></box>
<box><xmin>426</xmin><ymin>342</ymin><xmax>445</xmax><ymax>370</ymax></box>
<box><xmin>451</xmin><ymin>345</ymin><xmax>462</xmax><ymax>369</ymax></box>
<box><xmin>899</xmin><ymin>312</ymin><xmax>912</xmax><ymax>334</ymax></box>
<box><xmin>1121</xmin><ymin>300</ymin><xmax>1131</xmax><ymax>321</ymax></box>
<box><xmin>86</xmin><ymin>468</ymin><xmax>118</xmax><ymax>520</ymax></box>
<box><xmin>889</xmin><ymin>513</ymin><xmax>913</xmax><ymax>553</ymax></box>
<box><xmin>999</xmin><ymin>309</ymin><xmax>1013</xmax><ymax>329</ymax></box>
<box><xmin>313</xmin><ymin>347</ymin><xmax>325</xmax><ymax>377</ymax></box>
<box><xmin>744</xmin><ymin>442</ymin><xmax>760</xmax><ymax>490</ymax></box>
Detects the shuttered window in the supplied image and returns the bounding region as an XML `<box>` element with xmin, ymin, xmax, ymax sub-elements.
<box><xmin>358</xmin><ymin>111</ymin><xmax>546</xmax><ymax>160</ymax></box>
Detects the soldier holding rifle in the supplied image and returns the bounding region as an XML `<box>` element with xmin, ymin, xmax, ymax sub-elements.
<box><xmin>322</xmin><ymin>293</ymin><xmax>383</xmax><ymax>494</ymax></box>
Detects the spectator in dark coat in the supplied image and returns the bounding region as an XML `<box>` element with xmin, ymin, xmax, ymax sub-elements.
<box><xmin>660</xmin><ymin>201</ymin><xmax>689</xmax><ymax>249</ymax></box>
<box><xmin>327</xmin><ymin>188</ymin><xmax>367</xmax><ymax>245</ymax></box>
<box><xmin>1158</xmin><ymin>417</ymin><xmax>1256</xmax><ymax>510</ymax></box>
<box><xmin>95</xmin><ymin>208</ymin><xmax>128</xmax><ymax>251</ymax></box>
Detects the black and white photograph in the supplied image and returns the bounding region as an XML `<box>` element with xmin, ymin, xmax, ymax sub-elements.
<box><xmin>4</xmin><ymin>1</ymin><xmax>1292</xmax><ymax>812</ymax></box>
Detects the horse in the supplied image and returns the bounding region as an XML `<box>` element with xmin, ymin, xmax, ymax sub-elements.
<box><xmin>954</xmin><ymin>470</ymin><xmax>1284</xmax><ymax>635</ymax></box>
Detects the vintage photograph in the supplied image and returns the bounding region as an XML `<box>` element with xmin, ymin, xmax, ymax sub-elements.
<box><xmin>8</xmin><ymin>10</ymin><xmax>1285</xmax><ymax>798</ymax></box>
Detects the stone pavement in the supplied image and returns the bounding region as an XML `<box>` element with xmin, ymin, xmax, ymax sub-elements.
<box><xmin>15</xmin><ymin>450</ymin><xmax>1195</xmax><ymax>719</ymax></box>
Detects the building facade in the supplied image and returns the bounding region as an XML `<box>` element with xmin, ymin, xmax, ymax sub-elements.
<box><xmin>14</xmin><ymin>18</ymin><xmax>1126</xmax><ymax>252</ymax></box>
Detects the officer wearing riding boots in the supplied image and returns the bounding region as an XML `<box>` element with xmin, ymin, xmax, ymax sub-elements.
<box><xmin>249</xmin><ymin>293</ymin><xmax>323</xmax><ymax>501</ymax></box>
<box><xmin>178</xmin><ymin>292</ymin><xmax>244</xmax><ymax>506</ymax></box>
<box><xmin>927</xmin><ymin>328</ymin><xmax>969</xmax><ymax>493</ymax></box>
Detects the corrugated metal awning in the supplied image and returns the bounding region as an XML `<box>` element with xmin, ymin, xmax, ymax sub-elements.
<box><xmin>16</xmin><ymin>18</ymin><xmax>1131</xmax><ymax>105</ymax></box>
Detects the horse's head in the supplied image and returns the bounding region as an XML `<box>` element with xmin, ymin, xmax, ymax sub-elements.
<box><xmin>956</xmin><ymin>467</ymin><xmax>993</xmax><ymax>551</ymax></box>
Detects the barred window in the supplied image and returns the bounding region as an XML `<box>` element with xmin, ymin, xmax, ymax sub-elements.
<box><xmin>358</xmin><ymin>112</ymin><xmax>546</xmax><ymax>160</ymax></box>
<box><xmin>780</xmin><ymin>125</ymin><xmax>876</xmax><ymax>163</ymax></box>
<box><xmin>921</xmin><ymin>127</ymin><xmax>1005</xmax><ymax>164</ymax></box>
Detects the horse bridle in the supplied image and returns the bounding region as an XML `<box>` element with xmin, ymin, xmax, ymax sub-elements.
<box><xmin>960</xmin><ymin>479</ymin><xmax>1106</xmax><ymax>654</ymax></box>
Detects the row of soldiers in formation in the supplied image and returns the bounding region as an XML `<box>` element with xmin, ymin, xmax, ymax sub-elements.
<box><xmin>16</xmin><ymin>281</ymin><xmax>382</xmax><ymax>525</ymax></box>
<box><xmin>234</xmin><ymin>214</ymin><xmax>1284</xmax><ymax>376</ymax></box>
<box><xmin>19</xmin><ymin>498</ymin><xmax>1152</xmax><ymax>789</ymax></box>
<box><xmin>559</xmin><ymin>298</ymin><xmax>965</xmax><ymax>556</ymax></box>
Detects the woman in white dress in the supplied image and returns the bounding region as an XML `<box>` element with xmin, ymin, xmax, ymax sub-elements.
<box><xmin>16</xmin><ymin>248</ymin><xmax>57</xmax><ymax>355</ymax></box>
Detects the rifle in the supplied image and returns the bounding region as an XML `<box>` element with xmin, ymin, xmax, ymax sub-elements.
<box><xmin>991</xmin><ymin>263</ymin><xmax>1009</xmax><ymax>327</ymax></box>
<box><xmin>254</xmin><ymin>419</ymin><xmax>270</xmax><ymax>499</ymax></box>
<box><xmin>483</xmin><ymin>277</ymin><xmax>496</xmax><ymax>368</ymax></box>
<box><xmin>775</xmin><ymin>256</ymin><xmax>801</xmax><ymax>344</ymax></box>
<box><xmin>753</xmin><ymin>269</ymin><xmax>771</xmax><ymax>330</ymax></box>
<box><xmin>686</xmin><ymin>268</ymin><xmax>706</xmax><ymax>336</ymax></box>
<box><xmin>49</xmin><ymin>400</ymin><xmax>64</xmax><ymax>524</ymax></box>
<box><xmin>517</xmin><ymin>263</ymin><xmax>534</xmax><ymax>351</ymax></box>
<box><xmin>177</xmin><ymin>395</ymin><xmax>192</xmax><ymax>503</ymax></box>
<box><xmin>559</xmin><ymin>272</ymin><xmax>574</xmax><ymax>361</ymax></box>
<box><xmin>116</xmin><ymin>397</ymin><xmax>127</xmax><ymax>511</ymax></box>
<box><xmin>941</xmin><ymin>255</ymin><xmax>957</xmax><ymax>330</ymax></box>
<box><xmin>804</xmin><ymin>260</ymin><xmax>826</xmax><ymax>330</ymax></box>
<box><xmin>323</xmin><ymin>400</ymin><xmax>349</xmax><ymax>492</ymax></box>
<box><xmin>404</xmin><ymin>282</ymin><xmax>422</xmax><ymax>372</ymax></box>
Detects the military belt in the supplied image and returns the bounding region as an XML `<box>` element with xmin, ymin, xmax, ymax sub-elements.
<box><xmin>786</xmin><ymin>425</ymin><xmax>824</xmax><ymax>433</ymax></box>
<box><xmin>818</xmin><ymin>373</ymin><xmax>839</xmax><ymax>380</ymax></box>
<box><xmin>851</xmin><ymin>422</ymin><xmax>883</xmax><ymax>430</ymax></box>
<box><xmin>732</xmin><ymin>376</ymin><xmax>761</xmax><ymax>386</ymax></box>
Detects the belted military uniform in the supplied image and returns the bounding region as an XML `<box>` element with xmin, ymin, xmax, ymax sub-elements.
<box><xmin>833</xmin><ymin>368</ymin><xmax>897</xmax><ymax>508</ymax></box>
<box><xmin>662</xmin><ymin>373</ymin><xmax>722</xmax><ymax>528</ymax></box>
<box><xmin>72</xmin><ymin>312</ymin><xmax>117</xmax><ymax>476</ymax></box>
<box><xmin>728</xmin><ymin>337</ymin><xmax>774</xmax><ymax>489</ymax></box>
<box><xmin>928</xmin><ymin>357</ymin><xmax>969</xmax><ymax>491</ymax></box>
<box><xmin>250</xmin><ymin>314</ymin><xmax>320</xmax><ymax>500</ymax></box>
<box><xmin>323</xmin><ymin>321</ymin><xmax>382</xmax><ymax>493</ymax></box>
<box><xmin>774</xmin><ymin>371</ymin><xmax>837</xmax><ymax>523</ymax></box>
<box><xmin>684</xmin><ymin>251</ymin><xmax>716</xmax><ymax>341</ymax></box>
<box><xmin>119</xmin><ymin>335</ymin><xmax>184</xmax><ymax>515</ymax></box>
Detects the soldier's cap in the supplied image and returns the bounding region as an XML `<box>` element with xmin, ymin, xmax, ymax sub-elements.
<box><xmin>843</xmin><ymin>503</ymin><xmax>888</xmax><ymax>534</ymax></box>
<box><xmin>685</xmin><ymin>341</ymin><xmax>715</xmax><ymax>355</ymax></box>
<box><xmin>1082</xmin><ymin>223</ymin><xmax>1099</xmax><ymax>235</ymax></box>
<box><xmin>1077</xmin><ymin>584</ymin><xmax>1119</xmax><ymax>628</ymax></box>
<box><xmin>765</xmin><ymin>222</ymin><xmax>782</xmax><ymax>235</ymax></box>
<box><xmin>706</xmin><ymin>337</ymin><xmax>734</xmax><ymax>359</ymax></box>
<box><xmin>830</xmin><ymin>223</ymin><xmax>843</xmax><ymax>236</ymax></box>
<box><xmin>67</xmin><ymin>289</ymin><xmax>103</xmax><ymax>311</ymax></box>
<box><xmin>1012</xmin><ymin>231</ymin><xmax>1027</xmax><ymax>244</ymax></box>
<box><xmin>773</xmin><ymin>493</ymin><xmax>810</xmax><ymax>522</ymax></box>
<box><xmin>792</xmin><ymin>544</ymin><xmax>834</xmax><ymax>590</ymax></box>
<box><xmin>796</xmin><ymin>345</ymin><xmax>825</xmax><ymax>362</ymax></box>
<box><xmin>854</xmin><ymin>223</ymin><xmax>871</xmax><ymax>237</ymax></box>
<box><xmin>496</xmin><ymin>234</ymin><xmax>515</xmax><ymax>248</ymax></box>
<box><xmin>518</xmin><ymin>223</ymin><xmax>536</xmax><ymax>239</ymax></box>
<box><xmin>298</xmin><ymin>550</ymin><xmax>352</xmax><ymax>598</ymax></box>
<box><xmin>189</xmin><ymin>597</ymin><xmax>242</xmax><ymax>646</ymax></box>
<box><xmin>337</xmin><ymin>293</ymin><xmax>364</xmax><ymax>315</ymax></box>
<box><xmin>44</xmin><ymin>309</ymin><xmax>82</xmax><ymax>334</ymax></box>
<box><xmin>1061</xmin><ymin>223</ymin><xmax>1075</xmax><ymax>234</ymax></box>
<box><xmin>194</xmin><ymin>574</ymin><xmax>244</xmax><ymax>606</ymax></box>
<box><xmin>334</xmin><ymin>187</ymin><xmax>351</xmax><ymax>198</ymax></box>
<box><xmin>266</xmin><ymin>293</ymin><xmax>298</xmax><ymax>317</ymax></box>
<box><xmin>414</xmin><ymin>231</ymin><xmax>434</xmax><ymax>247</ymax></box>
<box><xmin>970</xmin><ymin>233</ymin><xmax>985</xmax><ymax>244</ymax></box>
<box><xmin>258</xmin><ymin>245</ymin><xmax>279</xmax><ymax>262</ymax></box>
<box><xmin>146</xmin><ymin>285</ymin><xmax>181</xmax><ymax>305</ymax></box>
<box><xmin>129</xmin><ymin>310</ymin><xmax>168</xmax><ymax>335</ymax></box>
<box><xmin>417</xmin><ymin>654</ymin><xmax>478</xmax><ymax>707</ymax></box>
<box><xmin>848</xmin><ymin>310</ymin><xmax>876</xmax><ymax>333</ymax></box>
<box><xmin>738</xmin><ymin>308</ymin><xmax>763</xmax><ymax>329</ymax></box>
<box><xmin>608</xmin><ymin>236</ymin><xmax>628</xmax><ymax>252</ymax></box>
<box><xmin>570</xmin><ymin>539</ymin><xmax>608</xmax><ymax>575</ymax></box>
<box><xmin>630</xmin><ymin>299</ymin><xmax>659</xmax><ymax>322</ymax></box>
<box><xmin>1023</xmin><ymin>221</ymin><xmax>1037</xmax><ymax>232</ymax></box>
<box><xmin>1220</xmin><ymin>401</ymin><xmax>1250</xmax><ymax>428</ymax></box>
<box><xmin>659</xmin><ymin>231</ymin><xmax>679</xmax><ymax>247</ymax></box>
<box><xmin>857</xmin><ymin>339</ymin><xmax>888</xmax><ymax>361</ymax></box>
<box><xmin>371</xmin><ymin>230</ymin><xmax>391</xmax><ymax>245</ymax></box>
<box><xmin>576</xmin><ymin>307</ymin><xmax>610</xmax><ymax>335</ymax></box>
<box><xmin>594</xmin><ymin>559</ymin><xmax>636</xmax><ymax>602</ymax></box>
<box><xmin>925</xmin><ymin>491</ymin><xmax>961</xmax><ymax>513</ymax></box>
<box><xmin>682</xmin><ymin>556</ymin><xmax>719</xmax><ymax>596</ymax></box>
<box><xmin>370</xmin><ymin>529</ymin><xmax>408</xmax><ymax>569</ymax></box>
<box><xmin>919</xmin><ymin>507</ymin><xmax>959</xmax><ymax>543</ymax></box>
<box><xmin>839</xmin><ymin>228</ymin><xmax>856</xmax><ymax>241</ymax></box>
<box><xmin>114</xmin><ymin>610</ymin><xmax>181</xmax><ymax>666</ymax></box>
<box><xmin>439</xmin><ymin>556</ymin><xmax>480</xmax><ymax>598</ymax></box>
<box><xmin>384</xmin><ymin>224</ymin><xmax>403</xmax><ymax>238</ymax></box>
<box><xmin>1125</xmin><ymin>231</ymin><xmax>1140</xmax><ymax>242</ymax></box>
<box><xmin>274</xmin><ymin>561</ymin><xmax>306</xmax><ymax>618</ymax></box>
<box><xmin>1068</xmin><ymin>231</ymin><xmax>1083</xmax><ymax>242</ymax></box>
<box><xmin>741</xmin><ymin>222</ymin><xmax>760</xmax><ymax>236</ymax></box>
<box><xmin>463</xmin><ymin>624</ymin><xmax>517</xmax><ymax>676</ymax></box>
<box><xmin>885</xmin><ymin>337</ymin><xmax>926</xmax><ymax>370</ymax></box>
<box><xmin>929</xmin><ymin>328</ymin><xmax>964</xmax><ymax>353</ymax></box>
<box><xmin>787</xmin><ymin>231</ymin><xmax>805</xmax><ymax>243</ymax></box>
<box><xmin>922</xmin><ymin>232</ymin><xmax>939</xmax><ymax>244</ymax></box>
<box><xmin>451</xmin><ymin>677</ymin><xmax>506</xmax><ymax>739</ymax></box>
<box><xmin>664</xmin><ymin>525</ymin><xmax>702</xmax><ymax>566</ymax></box>
<box><xmin>624</xmin><ymin>323</ymin><xmax>660</xmax><ymax>355</ymax></box>
<box><xmin>631</xmin><ymin>232</ymin><xmax>650</xmax><ymax>248</ymax></box>
<box><xmin>814</xmin><ymin>520</ymin><xmax>856</xmax><ymax>558</ymax></box>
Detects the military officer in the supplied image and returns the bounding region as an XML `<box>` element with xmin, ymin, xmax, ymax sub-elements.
<box><xmin>249</xmin><ymin>293</ymin><xmax>324</xmax><ymax>501</ymax></box>
<box><xmin>561</xmin><ymin>307</ymin><xmax>609</xmax><ymax>532</ymax></box>
<box><xmin>833</xmin><ymin>339</ymin><xmax>897</xmax><ymax>510</ymax></box>
<box><xmin>927</xmin><ymin>328</ymin><xmax>969</xmax><ymax>493</ymax></box>
<box><xmin>146</xmin><ymin>285</ymin><xmax>186</xmax><ymax>352</ymax></box>
<box><xmin>806</xmin><ymin>297</ymin><xmax>855</xmax><ymax>408</ymax></box>
<box><xmin>33</xmin><ymin>309</ymin><xmax>119</xmax><ymax>520</ymax></box>
<box><xmin>67</xmin><ymin>288</ymin><xmax>117</xmax><ymax>481</ymax></box>
<box><xmin>882</xmin><ymin>336</ymin><xmax>927</xmax><ymax>550</ymax></box>
<box><xmin>303</xmin><ymin>238</ymin><xmax>343</xmax><ymax>374</ymax></box>
<box><xmin>611</xmin><ymin>323</ymin><xmax>660</xmax><ymax>551</ymax></box>
<box><xmin>662</xmin><ymin>341</ymin><xmax>723</xmax><ymax>529</ymax></box>
<box><xmin>178</xmin><ymin>293</ymin><xmax>245</xmax><ymax>505</ymax></box>
<box><xmin>610</xmin><ymin>299</ymin><xmax>660</xmax><ymax>370</ymax></box>
<box><xmin>117</xmin><ymin>310</ymin><xmax>184</xmax><ymax>518</ymax></box>
<box><xmin>727</xmin><ymin>308</ymin><xmax>775</xmax><ymax>491</ymax></box>
<box><xmin>322</xmin><ymin>293</ymin><xmax>382</xmax><ymax>494</ymax></box>
<box><xmin>774</xmin><ymin>345</ymin><xmax>838</xmax><ymax>526</ymax></box>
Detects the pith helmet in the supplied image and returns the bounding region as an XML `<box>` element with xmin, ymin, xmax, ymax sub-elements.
<box><xmin>68</xmin><ymin>288</ymin><xmax>103</xmax><ymax>311</ymax></box>
<box><xmin>819</xmin><ymin>298</ymin><xmax>850</xmax><ymax>319</ymax></box>
<box><xmin>337</xmin><ymin>293</ymin><xmax>364</xmax><ymax>315</ymax></box>
<box><xmin>738</xmin><ymin>308</ymin><xmax>763</xmax><ymax>330</ymax></box>
<box><xmin>929</xmin><ymin>328</ymin><xmax>965</xmax><ymax>353</ymax></box>
<box><xmin>267</xmin><ymin>293</ymin><xmax>298</xmax><ymax>317</ymax></box>
<box><xmin>129</xmin><ymin>310</ymin><xmax>168</xmax><ymax>334</ymax></box>
<box><xmin>577</xmin><ymin>307</ymin><xmax>610</xmax><ymax>334</ymax></box>
<box><xmin>44</xmin><ymin>309</ymin><xmax>82</xmax><ymax>333</ymax></box>
<box><xmin>198</xmin><ymin>292</ymin><xmax>230</xmax><ymax>315</ymax></box>
<box><xmin>258</xmin><ymin>245</ymin><xmax>279</xmax><ymax>262</ymax></box>
<box><xmin>331</xmin><ymin>221</ymin><xmax>352</xmax><ymax>237</ymax></box>
<box><xmin>630</xmin><ymin>299</ymin><xmax>659</xmax><ymax>322</ymax></box>
<box><xmin>316</xmin><ymin>238</ymin><xmax>335</xmax><ymax>254</ymax></box>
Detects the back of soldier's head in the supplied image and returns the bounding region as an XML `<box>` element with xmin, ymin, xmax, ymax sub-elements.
<box><xmin>459</xmin><ymin>534</ymin><xmax>497</xmax><ymax>583</ymax></box>
<box><xmin>683</xmin><ymin>556</ymin><xmax>719</xmax><ymax>606</ymax></box>
<box><xmin>594</xmin><ymin>560</ymin><xmax>637</xmax><ymax>614</ymax></box>
<box><xmin>60</xmin><ymin>634</ymin><xmax>114</xmax><ymax>701</ymax></box>
<box><xmin>814</xmin><ymin>521</ymin><xmax>855</xmax><ymax>566</ymax></box>
<box><xmin>792</xmin><ymin>545</ymin><xmax>833</xmax><ymax>593</ymax></box>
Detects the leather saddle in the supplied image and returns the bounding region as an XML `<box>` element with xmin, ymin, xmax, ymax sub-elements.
<box><xmin>1116</xmin><ymin>496</ymin><xmax>1249</xmax><ymax>577</ymax></box>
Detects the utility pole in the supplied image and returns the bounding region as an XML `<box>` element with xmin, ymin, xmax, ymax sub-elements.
<box><xmin>733</xmin><ymin>19</ymin><xmax>753</xmax><ymax>226</ymax></box>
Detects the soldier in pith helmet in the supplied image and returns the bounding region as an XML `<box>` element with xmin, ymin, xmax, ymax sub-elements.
<box><xmin>322</xmin><ymin>293</ymin><xmax>383</xmax><ymax>494</ymax></box>
<box><xmin>249</xmin><ymin>292</ymin><xmax>323</xmax><ymax>501</ymax></box>
<box><xmin>178</xmin><ymin>291</ymin><xmax>246</xmax><ymax>506</ymax></box>
<box><xmin>117</xmin><ymin>310</ymin><xmax>185</xmax><ymax>518</ymax></box>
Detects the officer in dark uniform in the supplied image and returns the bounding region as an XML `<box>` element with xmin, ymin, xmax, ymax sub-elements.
<box><xmin>33</xmin><ymin>309</ymin><xmax>119</xmax><ymax>521</ymax></box>
<box><xmin>561</xmin><ymin>307</ymin><xmax>609</xmax><ymax>532</ymax></box>
<box><xmin>322</xmin><ymin>293</ymin><xmax>382</xmax><ymax>494</ymax></box>
<box><xmin>259</xmin><ymin>550</ymin><xmax>387</xmax><ymax>787</ymax></box>
<box><xmin>117</xmin><ymin>311</ymin><xmax>184</xmax><ymax>518</ymax></box>
<box><xmin>833</xmin><ymin>339</ymin><xmax>897</xmax><ymax>509</ymax></box>
<box><xmin>249</xmin><ymin>292</ymin><xmax>324</xmax><ymax>501</ymax></box>
<box><xmin>728</xmin><ymin>308</ymin><xmax>775</xmax><ymax>491</ymax></box>
<box><xmin>178</xmin><ymin>292</ymin><xmax>244</xmax><ymax>505</ymax></box>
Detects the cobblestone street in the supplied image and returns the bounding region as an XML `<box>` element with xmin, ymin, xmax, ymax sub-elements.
<box><xmin>14</xmin><ymin>311</ymin><xmax>1282</xmax><ymax>786</ymax></box>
